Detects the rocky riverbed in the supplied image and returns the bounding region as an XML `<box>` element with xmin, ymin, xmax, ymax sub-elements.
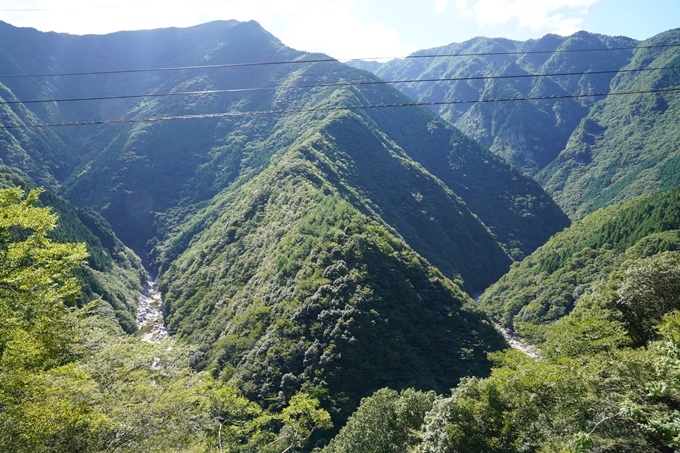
<box><xmin>136</xmin><ymin>278</ymin><xmax>168</xmax><ymax>343</ymax></box>
<box><xmin>494</xmin><ymin>322</ymin><xmax>540</xmax><ymax>359</ymax></box>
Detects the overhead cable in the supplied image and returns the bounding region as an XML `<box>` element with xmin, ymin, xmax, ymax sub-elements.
<box><xmin>1</xmin><ymin>86</ymin><xmax>678</xmax><ymax>129</ymax></box>
<box><xmin>1</xmin><ymin>42</ymin><xmax>679</xmax><ymax>79</ymax></box>
<box><xmin>1</xmin><ymin>65</ymin><xmax>678</xmax><ymax>106</ymax></box>
<box><xmin>0</xmin><ymin>0</ymin><xmax>220</xmax><ymax>11</ymax></box>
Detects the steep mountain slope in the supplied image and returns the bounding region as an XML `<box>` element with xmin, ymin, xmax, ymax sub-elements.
<box><xmin>328</xmin><ymin>252</ymin><xmax>680</xmax><ymax>453</ymax></box>
<box><xmin>0</xmin><ymin>20</ymin><xmax>573</xmax><ymax>432</ymax></box>
<box><xmin>0</xmin><ymin>19</ymin><xmax>567</xmax><ymax>272</ymax></box>
<box><xmin>157</xmin><ymin>135</ymin><xmax>508</xmax><ymax>425</ymax></box>
<box><xmin>480</xmin><ymin>186</ymin><xmax>680</xmax><ymax>331</ymax></box>
<box><xmin>0</xmin><ymin>83</ymin><xmax>74</xmax><ymax>189</ymax></box>
<box><xmin>352</xmin><ymin>31</ymin><xmax>636</xmax><ymax>174</ymax></box>
<box><xmin>0</xmin><ymin>165</ymin><xmax>144</xmax><ymax>333</ymax></box>
<box><xmin>538</xmin><ymin>29</ymin><xmax>680</xmax><ymax>218</ymax></box>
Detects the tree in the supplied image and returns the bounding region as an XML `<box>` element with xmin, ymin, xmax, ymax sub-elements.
<box><xmin>609</xmin><ymin>252</ymin><xmax>680</xmax><ymax>345</ymax></box>
<box><xmin>323</xmin><ymin>388</ymin><xmax>435</xmax><ymax>453</ymax></box>
<box><xmin>0</xmin><ymin>187</ymin><xmax>90</xmax><ymax>452</ymax></box>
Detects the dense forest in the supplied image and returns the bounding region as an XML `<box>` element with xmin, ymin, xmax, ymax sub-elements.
<box><xmin>1</xmin><ymin>18</ymin><xmax>680</xmax><ymax>452</ymax></box>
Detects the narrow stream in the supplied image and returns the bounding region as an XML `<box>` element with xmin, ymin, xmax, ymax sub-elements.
<box><xmin>494</xmin><ymin>322</ymin><xmax>540</xmax><ymax>359</ymax></box>
<box><xmin>136</xmin><ymin>277</ymin><xmax>168</xmax><ymax>343</ymax></box>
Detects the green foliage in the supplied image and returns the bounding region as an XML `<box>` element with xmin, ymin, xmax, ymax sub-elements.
<box><xmin>0</xmin><ymin>165</ymin><xmax>145</xmax><ymax>333</ymax></box>
<box><xmin>371</xmin><ymin>31</ymin><xmax>636</xmax><ymax>175</ymax></box>
<box><xmin>322</xmin><ymin>247</ymin><xmax>680</xmax><ymax>453</ymax></box>
<box><xmin>156</xmin><ymin>153</ymin><xmax>506</xmax><ymax>440</ymax></box>
<box><xmin>584</xmin><ymin>251</ymin><xmax>680</xmax><ymax>347</ymax></box>
<box><xmin>0</xmin><ymin>186</ymin><xmax>92</xmax><ymax>452</ymax></box>
<box><xmin>539</xmin><ymin>29</ymin><xmax>680</xmax><ymax>218</ymax></box>
<box><xmin>323</xmin><ymin>388</ymin><xmax>436</xmax><ymax>453</ymax></box>
<box><xmin>0</xmin><ymin>187</ymin><xmax>88</xmax><ymax>367</ymax></box>
<box><xmin>0</xmin><ymin>185</ymin><xmax>331</xmax><ymax>452</ymax></box>
<box><xmin>416</xmin><ymin>347</ymin><xmax>656</xmax><ymax>453</ymax></box>
<box><xmin>481</xmin><ymin>187</ymin><xmax>680</xmax><ymax>330</ymax></box>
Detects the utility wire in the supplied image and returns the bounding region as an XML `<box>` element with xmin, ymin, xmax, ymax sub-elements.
<box><xmin>0</xmin><ymin>0</ymin><xmax>221</xmax><ymax>11</ymax></box>
<box><xmin>1</xmin><ymin>42</ymin><xmax>679</xmax><ymax>79</ymax></box>
<box><xmin>1</xmin><ymin>86</ymin><xmax>678</xmax><ymax>129</ymax></box>
<box><xmin>1</xmin><ymin>65</ymin><xmax>678</xmax><ymax>106</ymax></box>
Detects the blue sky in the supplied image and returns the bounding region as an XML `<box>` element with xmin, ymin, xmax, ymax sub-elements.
<box><xmin>0</xmin><ymin>0</ymin><xmax>677</xmax><ymax>59</ymax></box>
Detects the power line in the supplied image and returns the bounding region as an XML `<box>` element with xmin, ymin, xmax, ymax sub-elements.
<box><xmin>2</xmin><ymin>86</ymin><xmax>678</xmax><ymax>129</ymax></box>
<box><xmin>1</xmin><ymin>42</ymin><xmax>679</xmax><ymax>79</ymax></box>
<box><xmin>2</xmin><ymin>65</ymin><xmax>678</xmax><ymax>107</ymax></box>
<box><xmin>0</xmin><ymin>3</ymin><xmax>156</xmax><ymax>11</ymax></box>
<box><xmin>0</xmin><ymin>0</ymin><xmax>221</xmax><ymax>12</ymax></box>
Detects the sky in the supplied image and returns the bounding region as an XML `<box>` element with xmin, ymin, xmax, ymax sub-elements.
<box><xmin>0</xmin><ymin>0</ymin><xmax>677</xmax><ymax>60</ymax></box>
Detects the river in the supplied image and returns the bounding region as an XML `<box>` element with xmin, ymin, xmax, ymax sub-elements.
<box><xmin>136</xmin><ymin>277</ymin><xmax>168</xmax><ymax>343</ymax></box>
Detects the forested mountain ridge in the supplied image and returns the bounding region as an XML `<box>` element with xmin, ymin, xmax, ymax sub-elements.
<box><xmin>0</xmin><ymin>82</ymin><xmax>74</xmax><ymax>188</ymax></box>
<box><xmin>324</xmin><ymin>190</ymin><xmax>680</xmax><ymax>452</ymax></box>
<box><xmin>538</xmin><ymin>28</ymin><xmax>680</xmax><ymax>218</ymax></box>
<box><xmin>0</xmin><ymin>20</ymin><xmax>568</xmax><ymax>263</ymax></box>
<box><xmin>2</xmin><ymin>18</ymin><xmax>680</xmax><ymax>453</ymax></box>
<box><xmin>354</xmin><ymin>31</ymin><xmax>637</xmax><ymax>175</ymax></box>
<box><xmin>0</xmin><ymin>18</ymin><xmax>572</xmax><ymax>437</ymax></box>
<box><xmin>354</xmin><ymin>28</ymin><xmax>680</xmax><ymax>221</ymax></box>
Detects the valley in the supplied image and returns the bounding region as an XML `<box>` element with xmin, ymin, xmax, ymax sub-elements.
<box><xmin>0</xmin><ymin>17</ymin><xmax>679</xmax><ymax>453</ymax></box>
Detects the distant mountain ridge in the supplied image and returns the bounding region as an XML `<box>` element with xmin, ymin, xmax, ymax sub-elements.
<box><xmin>352</xmin><ymin>28</ymin><xmax>680</xmax><ymax>222</ymax></box>
<box><xmin>0</xmin><ymin>19</ymin><xmax>567</xmax><ymax>275</ymax></box>
<box><xmin>351</xmin><ymin>31</ymin><xmax>637</xmax><ymax>175</ymax></box>
<box><xmin>538</xmin><ymin>28</ymin><xmax>680</xmax><ymax>218</ymax></box>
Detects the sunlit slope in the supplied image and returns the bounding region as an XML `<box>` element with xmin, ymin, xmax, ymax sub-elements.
<box><xmin>539</xmin><ymin>29</ymin><xmax>680</xmax><ymax>218</ymax></box>
<box><xmin>0</xmin><ymin>20</ymin><xmax>572</xmax><ymax>424</ymax></box>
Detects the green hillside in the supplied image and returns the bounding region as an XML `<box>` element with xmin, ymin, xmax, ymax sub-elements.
<box><xmin>326</xmin><ymin>246</ymin><xmax>680</xmax><ymax>452</ymax></box>
<box><xmin>0</xmin><ymin>165</ymin><xmax>144</xmax><ymax>333</ymax></box>
<box><xmin>328</xmin><ymin>254</ymin><xmax>680</xmax><ymax>452</ymax></box>
<box><xmin>361</xmin><ymin>31</ymin><xmax>636</xmax><ymax>175</ymax></box>
<box><xmin>0</xmin><ymin>83</ymin><xmax>74</xmax><ymax>189</ymax></box>
<box><xmin>539</xmin><ymin>28</ymin><xmax>680</xmax><ymax>218</ymax></box>
<box><xmin>3</xmin><ymin>18</ymin><xmax>680</xmax><ymax>453</ymax></box>
<box><xmin>158</xmin><ymin>139</ymin><xmax>507</xmax><ymax>425</ymax></box>
<box><xmin>480</xmin><ymin>186</ymin><xmax>680</xmax><ymax>331</ymax></box>
<box><xmin>0</xmin><ymin>21</ymin><xmax>568</xmax><ymax>266</ymax></box>
<box><xmin>0</xmin><ymin>19</ymin><xmax>574</xmax><ymax>434</ymax></box>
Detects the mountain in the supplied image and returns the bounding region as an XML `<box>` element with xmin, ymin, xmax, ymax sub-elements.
<box><xmin>3</xmin><ymin>18</ymin><xmax>680</xmax><ymax>453</ymax></box>
<box><xmin>327</xmin><ymin>246</ymin><xmax>680</xmax><ymax>452</ymax></box>
<box><xmin>480</xmin><ymin>186</ymin><xmax>680</xmax><ymax>331</ymax></box>
<box><xmin>538</xmin><ymin>29</ymin><xmax>680</xmax><ymax>218</ymax></box>
<box><xmin>0</xmin><ymin>20</ymin><xmax>568</xmax><ymax>265</ymax></box>
<box><xmin>0</xmin><ymin>82</ymin><xmax>74</xmax><ymax>188</ymax></box>
<box><xmin>351</xmin><ymin>31</ymin><xmax>637</xmax><ymax>175</ymax></box>
<box><xmin>0</xmin><ymin>19</ymin><xmax>572</xmax><ymax>430</ymax></box>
